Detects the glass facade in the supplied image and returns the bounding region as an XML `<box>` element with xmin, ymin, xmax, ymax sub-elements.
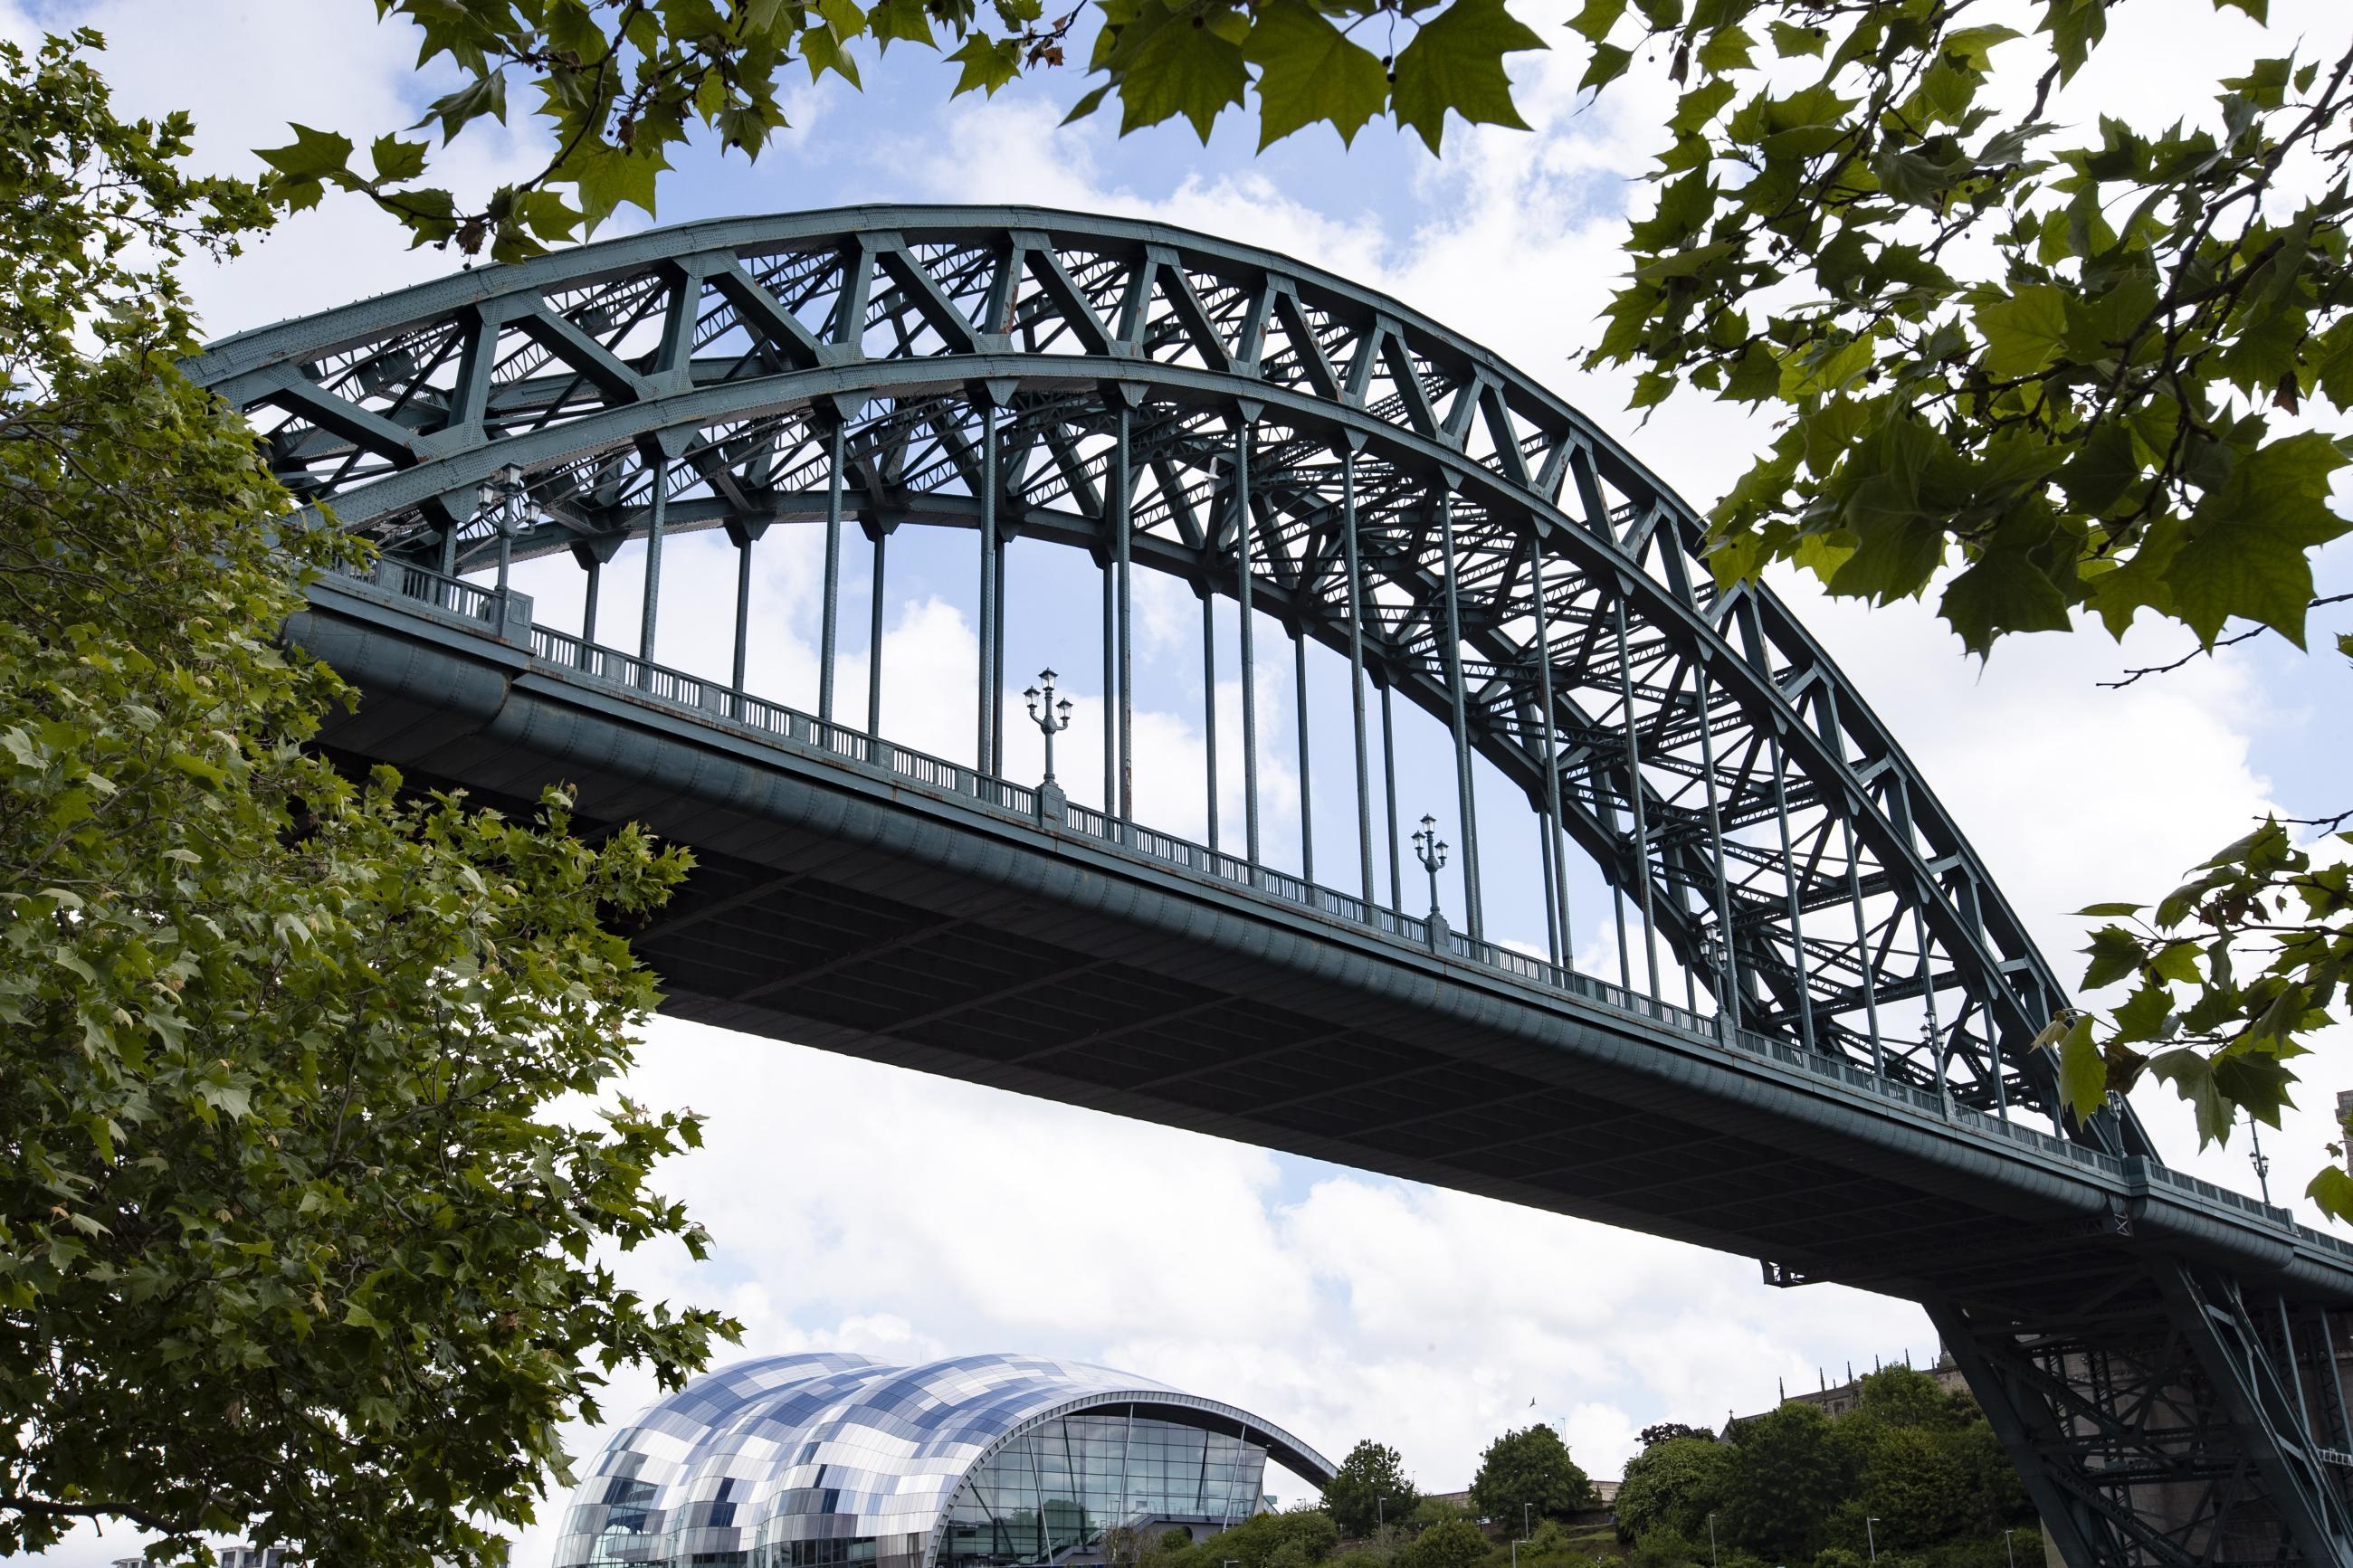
<box><xmin>552</xmin><ymin>1355</ymin><xmax>1329</xmax><ymax>1568</ymax></box>
<box><xmin>937</xmin><ymin>1409</ymin><xmax>1267</xmax><ymax>1568</ymax></box>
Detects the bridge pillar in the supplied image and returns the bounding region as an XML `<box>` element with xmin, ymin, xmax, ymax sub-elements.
<box><xmin>1933</xmin><ymin>1264</ymin><xmax>2353</xmax><ymax>1568</ymax></box>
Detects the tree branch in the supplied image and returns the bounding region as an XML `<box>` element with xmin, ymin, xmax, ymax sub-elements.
<box><xmin>2099</xmin><ymin>594</ymin><xmax>2353</xmax><ymax>688</ymax></box>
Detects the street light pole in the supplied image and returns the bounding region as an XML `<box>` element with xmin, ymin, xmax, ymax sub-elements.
<box><xmin>1866</xmin><ymin>1517</ymin><xmax>1880</xmax><ymax>1567</ymax></box>
<box><xmin>1707</xmin><ymin>1513</ymin><xmax>1718</xmax><ymax>1568</ymax></box>
<box><xmin>1522</xmin><ymin>1504</ymin><xmax>1532</xmax><ymax>1541</ymax></box>
<box><xmin>1413</xmin><ymin>813</ymin><xmax>1450</xmax><ymax>942</ymax></box>
<box><xmin>1024</xmin><ymin>669</ymin><xmax>1074</xmax><ymax>785</ymax></box>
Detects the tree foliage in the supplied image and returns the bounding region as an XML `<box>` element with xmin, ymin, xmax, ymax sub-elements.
<box><xmin>1469</xmin><ymin>1423</ymin><xmax>1595</xmax><ymax>1525</ymax></box>
<box><xmin>1623</xmin><ymin>1383</ymin><xmax>2033</xmax><ymax>1565</ymax></box>
<box><xmin>1161</xmin><ymin>1509</ymin><xmax>1338</xmax><ymax>1568</ymax></box>
<box><xmin>0</xmin><ymin>33</ymin><xmax>731</xmax><ymax>1566</ymax></box>
<box><xmin>1613</xmin><ymin>1436</ymin><xmax>1729</xmax><ymax>1546</ymax></box>
<box><xmin>256</xmin><ymin>0</ymin><xmax>1548</xmax><ymax>261</ymax></box>
<box><xmin>1404</xmin><ymin>1517</ymin><xmax>1494</xmax><ymax>1568</ymax></box>
<box><xmin>1324</xmin><ymin>1439</ymin><xmax>1421</xmax><ymax>1538</ymax></box>
<box><xmin>1637</xmin><ymin>1421</ymin><xmax>1714</xmax><ymax>1449</ymax></box>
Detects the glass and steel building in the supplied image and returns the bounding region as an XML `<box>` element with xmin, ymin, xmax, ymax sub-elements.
<box><xmin>553</xmin><ymin>1354</ymin><xmax>1333</xmax><ymax>1568</ymax></box>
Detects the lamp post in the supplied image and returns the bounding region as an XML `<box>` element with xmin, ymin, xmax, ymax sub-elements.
<box><xmin>475</xmin><ymin>462</ymin><xmax>529</xmax><ymax>594</ymax></box>
<box><xmin>2005</xmin><ymin>1526</ymin><xmax>2028</xmax><ymax>1568</ymax></box>
<box><xmin>1024</xmin><ymin>668</ymin><xmax>1075</xmax><ymax>822</ymax></box>
<box><xmin>1413</xmin><ymin>814</ymin><xmax>1450</xmax><ymax>946</ymax></box>
<box><xmin>1024</xmin><ymin>669</ymin><xmax>1074</xmax><ymax>784</ymax></box>
<box><xmin>1521</xmin><ymin>1504</ymin><xmax>1532</xmax><ymax>1541</ymax></box>
<box><xmin>1866</xmin><ymin>1517</ymin><xmax>1880</xmax><ymax>1567</ymax></box>
<box><xmin>1707</xmin><ymin>1513</ymin><xmax>1719</xmax><ymax>1568</ymax></box>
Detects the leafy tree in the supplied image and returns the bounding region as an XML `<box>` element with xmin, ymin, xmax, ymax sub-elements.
<box><xmin>1165</xmin><ymin>1509</ymin><xmax>1338</xmax><ymax>1568</ymax></box>
<box><xmin>1567</xmin><ymin>3</ymin><xmax>2353</xmax><ymax>1194</ymax></box>
<box><xmin>1857</xmin><ymin>1429</ymin><xmax>1973</xmax><ymax>1549</ymax></box>
<box><xmin>1324</xmin><ymin>1439</ymin><xmax>1422</xmax><ymax>1538</ymax></box>
<box><xmin>0</xmin><ymin>32</ymin><xmax>729</xmax><ymax>1567</ymax></box>
<box><xmin>1405</xmin><ymin>1517</ymin><xmax>1496</xmax><ymax>1568</ymax></box>
<box><xmin>1471</xmin><ymin>1423</ymin><xmax>1596</xmax><ymax>1525</ymax></box>
<box><xmin>1850</xmin><ymin>1367</ymin><xmax>1968</xmax><ymax>1433</ymax></box>
<box><xmin>1639</xmin><ymin>1422</ymin><xmax>1715</xmax><ymax>1449</ymax></box>
<box><xmin>1716</xmin><ymin>1403</ymin><xmax>1853</xmax><ymax>1563</ymax></box>
<box><xmin>1613</xmin><ymin>1436</ymin><xmax>1730</xmax><ymax>1546</ymax></box>
<box><xmin>1412</xmin><ymin>1494</ymin><xmax>1474</xmax><ymax>1528</ymax></box>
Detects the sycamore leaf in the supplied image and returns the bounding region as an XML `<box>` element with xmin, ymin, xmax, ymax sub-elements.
<box><xmin>2057</xmin><ymin>1013</ymin><xmax>2106</xmax><ymax>1121</ymax></box>
<box><xmin>368</xmin><ymin>134</ymin><xmax>428</xmax><ymax>185</ymax></box>
<box><xmin>2082</xmin><ymin>925</ymin><xmax>2144</xmax><ymax>991</ymax></box>
<box><xmin>948</xmin><ymin>35</ymin><xmax>1024</xmax><ymax>97</ymax></box>
<box><xmin>2310</xmin><ymin>1164</ymin><xmax>2353</xmax><ymax>1223</ymax></box>
<box><xmin>258</xmin><ymin>123</ymin><xmax>356</xmax><ymax>183</ymax></box>
<box><xmin>1567</xmin><ymin>0</ymin><xmax>1625</xmax><ymax>43</ymax></box>
<box><xmin>1939</xmin><ymin>545</ymin><xmax>2071</xmax><ymax>656</ymax></box>
<box><xmin>1975</xmin><ymin>283</ymin><xmax>2067</xmax><ymax>381</ymax></box>
<box><xmin>1392</xmin><ymin>0</ymin><xmax>1546</xmax><ymax>156</ymax></box>
<box><xmin>2164</xmin><ymin>431</ymin><xmax>2353</xmax><ymax>648</ymax></box>
<box><xmin>1244</xmin><ymin>0</ymin><xmax>1389</xmax><ymax>148</ymax></box>
<box><xmin>1120</xmin><ymin>14</ymin><xmax>1248</xmax><ymax>138</ymax></box>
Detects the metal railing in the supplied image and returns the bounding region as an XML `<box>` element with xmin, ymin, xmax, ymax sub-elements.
<box><xmin>335</xmin><ymin>562</ymin><xmax>2321</xmax><ymax>1250</ymax></box>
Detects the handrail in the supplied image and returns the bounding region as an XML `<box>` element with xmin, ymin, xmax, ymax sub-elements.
<box><xmin>328</xmin><ymin>563</ymin><xmax>2322</xmax><ymax>1252</ymax></box>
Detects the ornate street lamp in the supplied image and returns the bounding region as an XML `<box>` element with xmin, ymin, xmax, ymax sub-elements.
<box><xmin>1412</xmin><ymin>813</ymin><xmax>1450</xmax><ymax>948</ymax></box>
<box><xmin>1024</xmin><ymin>668</ymin><xmax>1074</xmax><ymax>784</ymax></box>
<box><xmin>1413</xmin><ymin>814</ymin><xmax>1449</xmax><ymax>917</ymax></box>
<box><xmin>1024</xmin><ymin>668</ymin><xmax>1075</xmax><ymax>822</ymax></box>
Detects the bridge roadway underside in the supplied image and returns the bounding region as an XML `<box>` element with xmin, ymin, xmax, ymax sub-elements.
<box><xmin>290</xmin><ymin>583</ymin><xmax>2343</xmax><ymax>1321</ymax></box>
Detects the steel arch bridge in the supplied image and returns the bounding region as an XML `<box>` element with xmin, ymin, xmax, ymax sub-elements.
<box><xmin>189</xmin><ymin>205</ymin><xmax>2353</xmax><ymax>1568</ymax></box>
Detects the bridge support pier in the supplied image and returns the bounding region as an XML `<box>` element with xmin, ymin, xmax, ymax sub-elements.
<box><xmin>1931</xmin><ymin>1262</ymin><xmax>2353</xmax><ymax>1568</ymax></box>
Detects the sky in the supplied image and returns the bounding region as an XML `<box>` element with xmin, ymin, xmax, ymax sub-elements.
<box><xmin>8</xmin><ymin>0</ymin><xmax>2352</xmax><ymax>1563</ymax></box>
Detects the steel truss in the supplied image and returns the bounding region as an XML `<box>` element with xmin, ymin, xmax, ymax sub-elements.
<box><xmin>184</xmin><ymin>207</ymin><xmax>2353</xmax><ymax>1563</ymax></box>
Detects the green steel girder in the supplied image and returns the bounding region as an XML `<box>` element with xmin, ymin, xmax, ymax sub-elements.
<box><xmin>186</xmin><ymin>205</ymin><xmax>2091</xmax><ymax>1139</ymax></box>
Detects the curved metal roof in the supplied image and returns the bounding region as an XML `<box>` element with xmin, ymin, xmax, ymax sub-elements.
<box><xmin>553</xmin><ymin>1353</ymin><xmax>1336</xmax><ymax>1568</ymax></box>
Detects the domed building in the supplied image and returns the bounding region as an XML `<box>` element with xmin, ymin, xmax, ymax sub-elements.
<box><xmin>553</xmin><ymin>1353</ymin><xmax>1335</xmax><ymax>1568</ymax></box>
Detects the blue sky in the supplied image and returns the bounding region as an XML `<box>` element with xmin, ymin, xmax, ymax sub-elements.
<box><xmin>10</xmin><ymin>1</ymin><xmax>2351</xmax><ymax>1562</ymax></box>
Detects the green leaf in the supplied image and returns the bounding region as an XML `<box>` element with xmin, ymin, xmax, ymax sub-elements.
<box><xmin>2075</xmin><ymin>902</ymin><xmax>2144</xmax><ymax>917</ymax></box>
<box><xmin>1767</xmin><ymin>20</ymin><xmax>1824</xmax><ymax>57</ymax></box>
<box><xmin>2057</xmin><ymin>1013</ymin><xmax>2106</xmax><ymax>1121</ymax></box>
<box><xmin>2082</xmin><ymin>925</ymin><xmax>2144</xmax><ymax>991</ymax></box>
<box><xmin>1939</xmin><ymin>545</ymin><xmax>2071</xmax><ymax>656</ymax></box>
<box><xmin>1119</xmin><ymin>14</ymin><xmax>1247</xmax><ymax>138</ymax></box>
<box><xmin>1243</xmin><ymin>0</ymin><xmax>1390</xmax><ymax>148</ymax></box>
<box><xmin>258</xmin><ymin>123</ymin><xmax>356</xmax><ymax>182</ymax></box>
<box><xmin>1579</xmin><ymin>41</ymin><xmax>1633</xmax><ymax>92</ymax></box>
<box><xmin>1975</xmin><ymin>283</ymin><xmax>2067</xmax><ymax>381</ymax></box>
<box><xmin>1694</xmin><ymin>24</ymin><xmax>1753</xmax><ymax>74</ymax></box>
<box><xmin>2164</xmin><ymin>432</ymin><xmax>2353</xmax><ymax>647</ymax></box>
<box><xmin>368</xmin><ymin>134</ymin><xmax>428</xmax><ymax>185</ymax></box>
<box><xmin>1391</xmin><ymin>0</ymin><xmax>1546</xmax><ymax>155</ymax></box>
<box><xmin>1567</xmin><ymin>0</ymin><xmax>1625</xmax><ymax>43</ymax></box>
<box><xmin>2148</xmin><ymin>1048</ymin><xmax>2234</xmax><ymax>1146</ymax></box>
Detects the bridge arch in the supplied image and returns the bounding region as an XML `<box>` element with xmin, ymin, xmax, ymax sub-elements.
<box><xmin>189</xmin><ymin>204</ymin><xmax>2127</xmax><ymax>1150</ymax></box>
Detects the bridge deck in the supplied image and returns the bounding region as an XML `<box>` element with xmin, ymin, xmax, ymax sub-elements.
<box><xmin>289</xmin><ymin>565</ymin><xmax>2353</xmax><ymax>1319</ymax></box>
